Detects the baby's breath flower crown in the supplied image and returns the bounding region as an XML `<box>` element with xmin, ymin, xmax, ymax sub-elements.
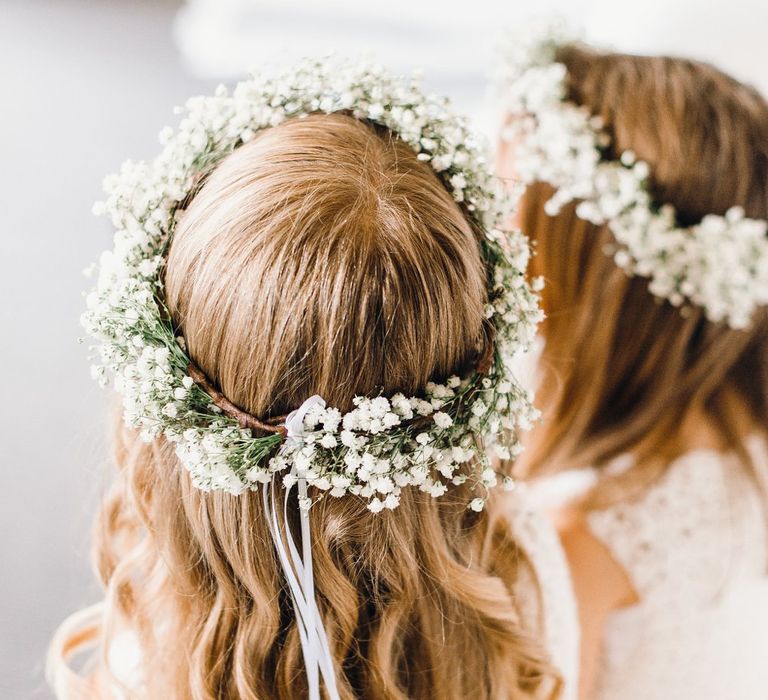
<box><xmin>84</xmin><ymin>58</ymin><xmax>543</xmax><ymax>513</ymax></box>
<box><xmin>498</xmin><ymin>24</ymin><xmax>768</xmax><ymax>329</ymax></box>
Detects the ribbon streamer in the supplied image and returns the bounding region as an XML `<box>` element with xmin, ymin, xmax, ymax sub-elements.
<box><xmin>261</xmin><ymin>395</ymin><xmax>340</xmax><ymax>700</ymax></box>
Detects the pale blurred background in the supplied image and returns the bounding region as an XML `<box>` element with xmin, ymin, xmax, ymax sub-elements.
<box><xmin>1</xmin><ymin>1</ymin><xmax>764</xmax><ymax>697</ymax></box>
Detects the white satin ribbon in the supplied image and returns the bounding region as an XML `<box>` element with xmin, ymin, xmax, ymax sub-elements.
<box><xmin>284</xmin><ymin>395</ymin><xmax>327</xmax><ymax>446</ymax></box>
<box><xmin>262</xmin><ymin>395</ymin><xmax>339</xmax><ymax>700</ymax></box>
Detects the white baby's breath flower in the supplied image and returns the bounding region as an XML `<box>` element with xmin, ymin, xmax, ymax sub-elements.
<box><xmin>433</xmin><ymin>412</ymin><xmax>453</xmax><ymax>429</ymax></box>
<box><xmin>469</xmin><ymin>497</ymin><xmax>485</xmax><ymax>512</ymax></box>
<box><xmin>383</xmin><ymin>493</ymin><xmax>400</xmax><ymax>509</ymax></box>
<box><xmin>245</xmin><ymin>466</ymin><xmax>271</xmax><ymax>484</ymax></box>
<box><xmin>331</xmin><ymin>474</ymin><xmax>351</xmax><ymax>489</ymax></box>
<box><xmin>471</xmin><ymin>401</ymin><xmax>487</xmax><ymax>417</ymax></box>
<box><xmin>320</xmin><ymin>433</ymin><xmax>337</xmax><ymax>449</ymax></box>
<box><xmin>367</xmin><ymin>498</ymin><xmax>385</xmax><ymax>513</ymax></box>
<box><xmin>428</xmin><ymin>481</ymin><xmax>448</xmax><ymax>498</ymax></box>
<box><xmin>382</xmin><ymin>412</ymin><xmax>400</xmax><ymax>428</ymax></box>
<box><xmin>342</xmin><ymin>412</ymin><xmax>361</xmax><ymax>431</ymax></box>
<box><xmin>322</xmin><ymin>408</ymin><xmax>342</xmax><ymax>432</ymax></box>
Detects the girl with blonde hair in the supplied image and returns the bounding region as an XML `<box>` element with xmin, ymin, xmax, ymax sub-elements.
<box><xmin>50</xmin><ymin>60</ymin><xmax>578</xmax><ymax>699</ymax></box>
<box><xmin>498</xmin><ymin>25</ymin><xmax>768</xmax><ymax>700</ymax></box>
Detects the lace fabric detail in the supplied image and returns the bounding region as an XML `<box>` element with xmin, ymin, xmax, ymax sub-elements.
<box><xmin>586</xmin><ymin>436</ymin><xmax>768</xmax><ymax>700</ymax></box>
<box><xmin>505</xmin><ymin>486</ymin><xmax>580</xmax><ymax>700</ymax></box>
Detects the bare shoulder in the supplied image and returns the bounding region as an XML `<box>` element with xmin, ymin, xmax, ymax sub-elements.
<box><xmin>558</xmin><ymin>513</ymin><xmax>637</xmax><ymax>700</ymax></box>
<box><xmin>559</xmin><ymin>513</ymin><xmax>638</xmax><ymax>614</ymax></box>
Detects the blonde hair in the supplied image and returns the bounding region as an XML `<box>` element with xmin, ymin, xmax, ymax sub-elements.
<box><xmin>516</xmin><ymin>46</ymin><xmax>768</xmax><ymax>504</ymax></box>
<box><xmin>51</xmin><ymin>113</ymin><xmax>559</xmax><ymax>699</ymax></box>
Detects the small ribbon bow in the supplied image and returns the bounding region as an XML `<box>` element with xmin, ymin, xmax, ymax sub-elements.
<box><xmin>284</xmin><ymin>395</ymin><xmax>327</xmax><ymax>442</ymax></box>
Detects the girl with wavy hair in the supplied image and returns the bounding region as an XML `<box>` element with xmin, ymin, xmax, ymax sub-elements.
<box><xmin>498</xmin><ymin>26</ymin><xmax>768</xmax><ymax>700</ymax></box>
<box><xmin>49</xmin><ymin>60</ymin><xmax>577</xmax><ymax>699</ymax></box>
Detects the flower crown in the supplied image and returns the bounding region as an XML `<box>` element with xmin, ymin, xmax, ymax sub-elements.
<box><xmin>84</xmin><ymin>57</ymin><xmax>543</xmax><ymax>513</ymax></box>
<box><xmin>497</xmin><ymin>24</ymin><xmax>768</xmax><ymax>329</ymax></box>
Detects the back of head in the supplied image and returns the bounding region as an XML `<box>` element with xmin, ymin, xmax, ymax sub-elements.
<box><xmin>517</xmin><ymin>45</ymin><xmax>768</xmax><ymax>495</ymax></box>
<box><xmin>82</xmin><ymin>113</ymin><xmax>555</xmax><ymax>699</ymax></box>
<box><xmin>167</xmin><ymin>113</ymin><xmax>486</xmax><ymax>414</ymax></box>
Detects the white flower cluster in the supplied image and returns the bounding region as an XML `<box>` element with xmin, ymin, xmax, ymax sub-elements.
<box><xmin>83</xmin><ymin>57</ymin><xmax>543</xmax><ymax>512</ymax></box>
<box><xmin>262</xmin><ymin>379</ymin><xmax>525</xmax><ymax>514</ymax></box>
<box><xmin>498</xmin><ymin>24</ymin><xmax>768</xmax><ymax>329</ymax></box>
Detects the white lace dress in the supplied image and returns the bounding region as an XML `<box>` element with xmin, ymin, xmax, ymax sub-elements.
<box><xmin>543</xmin><ymin>437</ymin><xmax>768</xmax><ymax>700</ymax></box>
<box><xmin>107</xmin><ymin>489</ymin><xmax>579</xmax><ymax>698</ymax></box>
<box><xmin>506</xmin><ymin>487</ymin><xmax>580</xmax><ymax>699</ymax></box>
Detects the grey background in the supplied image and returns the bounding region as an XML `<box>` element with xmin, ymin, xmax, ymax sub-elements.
<box><xmin>0</xmin><ymin>2</ymin><xmax>208</xmax><ymax>697</ymax></box>
<box><xmin>1</xmin><ymin>1</ymin><xmax>762</xmax><ymax>698</ymax></box>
